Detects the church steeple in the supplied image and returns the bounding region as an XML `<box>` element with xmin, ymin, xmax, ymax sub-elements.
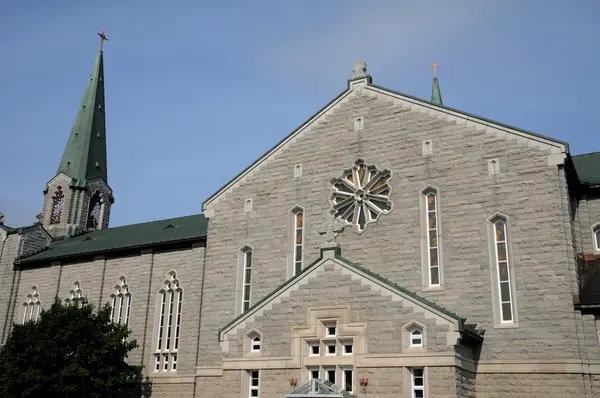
<box><xmin>57</xmin><ymin>40</ymin><xmax>107</xmax><ymax>183</ymax></box>
<box><xmin>429</xmin><ymin>60</ymin><xmax>443</xmax><ymax>106</ymax></box>
<box><xmin>41</xmin><ymin>31</ymin><xmax>114</xmax><ymax>239</ymax></box>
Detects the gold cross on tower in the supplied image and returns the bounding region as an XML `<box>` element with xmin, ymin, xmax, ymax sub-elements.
<box><xmin>97</xmin><ymin>29</ymin><xmax>108</xmax><ymax>51</ymax></box>
<box><xmin>429</xmin><ymin>60</ymin><xmax>441</xmax><ymax>78</ymax></box>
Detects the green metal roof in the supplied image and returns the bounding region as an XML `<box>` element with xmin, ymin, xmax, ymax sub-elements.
<box><xmin>56</xmin><ymin>50</ymin><xmax>108</xmax><ymax>184</ymax></box>
<box><xmin>572</xmin><ymin>152</ymin><xmax>600</xmax><ymax>186</ymax></box>
<box><xmin>431</xmin><ymin>76</ymin><xmax>443</xmax><ymax>106</ymax></box>
<box><xmin>16</xmin><ymin>214</ymin><xmax>208</xmax><ymax>265</ymax></box>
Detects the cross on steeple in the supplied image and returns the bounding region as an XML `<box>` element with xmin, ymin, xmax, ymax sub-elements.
<box><xmin>429</xmin><ymin>60</ymin><xmax>440</xmax><ymax>78</ymax></box>
<box><xmin>97</xmin><ymin>29</ymin><xmax>108</xmax><ymax>51</ymax></box>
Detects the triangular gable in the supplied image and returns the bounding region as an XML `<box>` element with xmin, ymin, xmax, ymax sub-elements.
<box><xmin>202</xmin><ymin>75</ymin><xmax>568</xmax><ymax>216</ymax></box>
<box><xmin>219</xmin><ymin>245</ymin><xmax>479</xmax><ymax>344</ymax></box>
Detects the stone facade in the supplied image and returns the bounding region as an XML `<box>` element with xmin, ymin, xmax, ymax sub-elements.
<box><xmin>3</xmin><ymin>62</ymin><xmax>600</xmax><ymax>397</ymax></box>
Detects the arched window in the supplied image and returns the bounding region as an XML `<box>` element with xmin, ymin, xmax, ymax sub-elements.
<box><xmin>292</xmin><ymin>208</ymin><xmax>304</xmax><ymax>275</ymax></box>
<box><xmin>410</xmin><ymin>329</ymin><xmax>423</xmax><ymax>347</ymax></box>
<box><xmin>22</xmin><ymin>285</ymin><xmax>41</xmax><ymax>323</ymax></box>
<box><xmin>491</xmin><ymin>216</ymin><xmax>515</xmax><ymax>323</ymax></box>
<box><xmin>50</xmin><ymin>187</ymin><xmax>65</xmax><ymax>225</ymax></box>
<box><xmin>251</xmin><ymin>336</ymin><xmax>261</xmax><ymax>352</ymax></box>
<box><xmin>65</xmin><ymin>281</ymin><xmax>84</xmax><ymax>303</ymax></box>
<box><xmin>155</xmin><ymin>270</ymin><xmax>183</xmax><ymax>372</ymax></box>
<box><xmin>87</xmin><ymin>191</ymin><xmax>102</xmax><ymax>230</ymax></box>
<box><xmin>110</xmin><ymin>276</ymin><xmax>132</xmax><ymax>326</ymax></box>
<box><xmin>242</xmin><ymin>249</ymin><xmax>253</xmax><ymax>312</ymax></box>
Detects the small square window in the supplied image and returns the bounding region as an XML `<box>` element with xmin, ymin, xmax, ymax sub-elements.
<box><xmin>309</xmin><ymin>369</ymin><xmax>319</xmax><ymax>380</ymax></box>
<box><xmin>326</xmin><ymin>344</ymin><xmax>336</xmax><ymax>355</ymax></box>
<box><xmin>344</xmin><ymin>344</ymin><xmax>353</xmax><ymax>354</ymax></box>
<box><xmin>310</xmin><ymin>344</ymin><xmax>320</xmax><ymax>356</ymax></box>
<box><xmin>325</xmin><ymin>323</ymin><xmax>336</xmax><ymax>336</ymax></box>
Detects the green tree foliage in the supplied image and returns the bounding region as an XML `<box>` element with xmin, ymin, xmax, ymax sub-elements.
<box><xmin>0</xmin><ymin>297</ymin><xmax>142</xmax><ymax>398</ymax></box>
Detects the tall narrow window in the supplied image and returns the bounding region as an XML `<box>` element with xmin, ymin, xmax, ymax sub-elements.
<box><xmin>154</xmin><ymin>270</ymin><xmax>183</xmax><ymax>372</ymax></box>
<box><xmin>493</xmin><ymin>219</ymin><xmax>514</xmax><ymax>323</ymax></box>
<box><xmin>242</xmin><ymin>249</ymin><xmax>253</xmax><ymax>312</ymax></box>
<box><xmin>593</xmin><ymin>225</ymin><xmax>600</xmax><ymax>251</ymax></box>
<box><xmin>293</xmin><ymin>210</ymin><xmax>304</xmax><ymax>275</ymax></box>
<box><xmin>50</xmin><ymin>187</ymin><xmax>64</xmax><ymax>225</ymax></box>
<box><xmin>248</xmin><ymin>370</ymin><xmax>260</xmax><ymax>397</ymax></box>
<box><xmin>22</xmin><ymin>285</ymin><xmax>42</xmax><ymax>323</ymax></box>
<box><xmin>65</xmin><ymin>281</ymin><xmax>84</xmax><ymax>305</ymax></box>
<box><xmin>410</xmin><ymin>368</ymin><xmax>425</xmax><ymax>398</ymax></box>
<box><xmin>87</xmin><ymin>191</ymin><xmax>102</xmax><ymax>230</ymax></box>
<box><xmin>425</xmin><ymin>192</ymin><xmax>440</xmax><ymax>286</ymax></box>
<box><xmin>110</xmin><ymin>276</ymin><xmax>132</xmax><ymax>326</ymax></box>
<box><xmin>343</xmin><ymin>368</ymin><xmax>353</xmax><ymax>393</ymax></box>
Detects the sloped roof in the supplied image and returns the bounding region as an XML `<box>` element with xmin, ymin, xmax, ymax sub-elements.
<box><xmin>16</xmin><ymin>214</ymin><xmax>208</xmax><ymax>265</ymax></box>
<box><xmin>57</xmin><ymin>50</ymin><xmax>108</xmax><ymax>184</ymax></box>
<box><xmin>286</xmin><ymin>379</ymin><xmax>355</xmax><ymax>398</ymax></box>
<box><xmin>219</xmin><ymin>245</ymin><xmax>483</xmax><ymax>342</ymax></box>
<box><xmin>203</xmin><ymin>75</ymin><xmax>568</xmax><ymax>212</ymax></box>
<box><xmin>573</xmin><ymin>152</ymin><xmax>600</xmax><ymax>186</ymax></box>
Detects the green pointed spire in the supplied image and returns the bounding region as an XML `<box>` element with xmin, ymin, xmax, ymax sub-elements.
<box><xmin>431</xmin><ymin>76</ymin><xmax>443</xmax><ymax>106</ymax></box>
<box><xmin>56</xmin><ymin>49</ymin><xmax>107</xmax><ymax>184</ymax></box>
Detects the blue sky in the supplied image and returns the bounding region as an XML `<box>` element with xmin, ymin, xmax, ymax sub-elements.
<box><xmin>1</xmin><ymin>1</ymin><xmax>599</xmax><ymax>227</ymax></box>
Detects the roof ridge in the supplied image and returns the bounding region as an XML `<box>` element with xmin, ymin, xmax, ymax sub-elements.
<box><xmin>93</xmin><ymin>213</ymin><xmax>205</xmax><ymax>232</ymax></box>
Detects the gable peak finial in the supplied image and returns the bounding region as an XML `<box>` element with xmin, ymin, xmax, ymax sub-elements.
<box><xmin>352</xmin><ymin>60</ymin><xmax>367</xmax><ymax>79</ymax></box>
<box><xmin>97</xmin><ymin>29</ymin><xmax>108</xmax><ymax>51</ymax></box>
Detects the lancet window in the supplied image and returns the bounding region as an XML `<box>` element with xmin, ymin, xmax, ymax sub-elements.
<box><xmin>242</xmin><ymin>248</ymin><xmax>253</xmax><ymax>312</ymax></box>
<box><xmin>22</xmin><ymin>285</ymin><xmax>42</xmax><ymax>323</ymax></box>
<box><xmin>110</xmin><ymin>276</ymin><xmax>132</xmax><ymax>326</ymax></box>
<box><xmin>425</xmin><ymin>191</ymin><xmax>440</xmax><ymax>286</ymax></box>
<box><xmin>154</xmin><ymin>270</ymin><xmax>183</xmax><ymax>372</ymax></box>
<box><xmin>492</xmin><ymin>217</ymin><xmax>515</xmax><ymax>323</ymax></box>
<box><xmin>50</xmin><ymin>187</ymin><xmax>65</xmax><ymax>225</ymax></box>
<box><xmin>87</xmin><ymin>191</ymin><xmax>102</xmax><ymax>230</ymax></box>
<box><xmin>292</xmin><ymin>208</ymin><xmax>304</xmax><ymax>275</ymax></box>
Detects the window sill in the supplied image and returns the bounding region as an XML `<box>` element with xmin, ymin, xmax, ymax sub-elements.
<box><xmin>421</xmin><ymin>285</ymin><xmax>444</xmax><ymax>292</ymax></box>
<box><xmin>493</xmin><ymin>322</ymin><xmax>519</xmax><ymax>329</ymax></box>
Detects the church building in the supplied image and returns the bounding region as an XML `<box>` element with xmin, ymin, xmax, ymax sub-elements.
<box><xmin>2</xmin><ymin>39</ymin><xmax>600</xmax><ymax>398</ymax></box>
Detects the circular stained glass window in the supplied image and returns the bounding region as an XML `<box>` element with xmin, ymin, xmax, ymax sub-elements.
<box><xmin>329</xmin><ymin>158</ymin><xmax>393</xmax><ymax>233</ymax></box>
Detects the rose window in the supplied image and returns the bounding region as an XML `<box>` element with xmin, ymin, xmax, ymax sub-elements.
<box><xmin>330</xmin><ymin>158</ymin><xmax>393</xmax><ymax>233</ymax></box>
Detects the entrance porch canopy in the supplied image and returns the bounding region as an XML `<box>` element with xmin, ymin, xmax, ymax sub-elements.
<box><xmin>285</xmin><ymin>379</ymin><xmax>356</xmax><ymax>398</ymax></box>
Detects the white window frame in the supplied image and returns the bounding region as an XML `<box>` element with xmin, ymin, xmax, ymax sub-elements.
<box><xmin>325</xmin><ymin>367</ymin><xmax>336</xmax><ymax>384</ymax></box>
<box><xmin>242</xmin><ymin>248</ymin><xmax>253</xmax><ymax>313</ymax></box>
<box><xmin>248</xmin><ymin>370</ymin><xmax>260</xmax><ymax>397</ymax></box>
<box><xmin>324</xmin><ymin>322</ymin><xmax>337</xmax><ymax>337</ymax></box>
<box><xmin>22</xmin><ymin>285</ymin><xmax>42</xmax><ymax>324</ymax></box>
<box><xmin>488</xmin><ymin>214</ymin><xmax>519</xmax><ymax>327</ymax></box>
<box><xmin>251</xmin><ymin>336</ymin><xmax>261</xmax><ymax>352</ymax></box>
<box><xmin>325</xmin><ymin>343</ymin><xmax>336</xmax><ymax>356</ymax></box>
<box><xmin>153</xmin><ymin>270</ymin><xmax>183</xmax><ymax>372</ymax></box>
<box><xmin>309</xmin><ymin>342</ymin><xmax>320</xmax><ymax>356</ymax></box>
<box><xmin>292</xmin><ymin>209</ymin><xmax>304</xmax><ymax>276</ymax></box>
<box><xmin>420</xmin><ymin>187</ymin><xmax>443</xmax><ymax>290</ymax></box>
<box><xmin>110</xmin><ymin>276</ymin><xmax>132</xmax><ymax>326</ymax></box>
<box><xmin>343</xmin><ymin>342</ymin><xmax>353</xmax><ymax>355</ymax></box>
<box><xmin>592</xmin><ymin>224</ymin><xmax>600</xmax><ymax>252</ymax></box>
<box><xmin>308</xmin><ymin>367</ymin><xmax>320</xmax><ymax>380</ymax></box>
<box><xmin>342</xmin><ymin>367</ymin><xmax>354</xmax><ymax>393</ymax></box>
<box><xmin>410</xmin><ymin>329</ymin><xmax>423</xmax><ymax>347</ymax></box>
<box><xmin>493</xmin><ymin>219</ymin><xmax>513</xmax><ymax>323</ymax></box>
<box><xmin>410</xmin><ymin>367</ymin><xmax>425</xmax><ymax>398</ymax></box>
